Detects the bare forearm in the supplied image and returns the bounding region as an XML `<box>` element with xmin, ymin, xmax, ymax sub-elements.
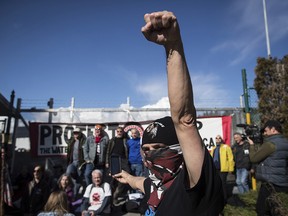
<box><xmin>126</xmin><ymin>175</ymin><xmax>146</xmax><ymax>193</ymax></box>
<box><xmin>165</xmin><ymin>40</ymin><xmax>204</xmax><ymax>187</ymax></box>
<box><xmin>165</xmin><ymin>42</ymin><xmax>195</xmax><ymax>122</ymax></box>
<box><xmin>114</xmin><ymin>171</ymin><xmax>146</xmax><ymax>193</ymax></box>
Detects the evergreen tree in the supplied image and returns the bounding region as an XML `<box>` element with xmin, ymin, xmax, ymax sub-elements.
<box><xmin>254</xmin><ymin>55</ymin><xmax>288</xmax><ymax>136</ymax></box>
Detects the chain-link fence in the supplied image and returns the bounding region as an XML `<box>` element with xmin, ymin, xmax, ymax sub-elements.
<box><xmin>249</xmin><ymin>88</ymin><xmax>260</xmax><ymax>127</ymax></box>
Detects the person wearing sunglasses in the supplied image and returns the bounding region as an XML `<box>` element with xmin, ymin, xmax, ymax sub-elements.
<box><xmin>21</xmin><ymin>165</ymin><xmax>50</xmax><ymax>215</ymax></box>
<box><xmin>105</xmin><ymin>126</ymin><xmax>130</xmax><ymax>206</ymax></box>
<box><xmin>210</xmin><ymin>135</ymin><xmax>234</xmax><ymax>204</ymax></box>
<box><xmin>83</xmin><ymin>124</ymin><xmax>109</xmax><ymax>186</ymax></box>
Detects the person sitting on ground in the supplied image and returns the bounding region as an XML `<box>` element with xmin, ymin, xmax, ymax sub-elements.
<box><xmin>38</xmin><ymin>190</ymin><xmax>75</xmax><ymax>216</ymax></box>
<box><xmin>57</xmin><ymin>173</ymin><xmax>75</xmax><ymax>213</ymax></box>
<box><xmin>81</xmin><ymin>169</ymin><xmax>112</xmax><ymax>216</ymax></box>
<box><xmin>113</xmin><ymin>11</ymin><xmax>224</xmax><ymax>215</ymax></box>
<box><xmin>21</xmin><ymin>165</ymin><xmax>50</xmax><ymax>215</ymax></box>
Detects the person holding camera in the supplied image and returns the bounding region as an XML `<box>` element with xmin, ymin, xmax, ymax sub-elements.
<box><xmin>232</xmin><ymin>132</ymin><xmax>251</xmax><ymax>194</ymax></box>
<box><xmin>248</xmin><ymin>120</ymin><xmax>288</xmax><ymax>216</ymax></box>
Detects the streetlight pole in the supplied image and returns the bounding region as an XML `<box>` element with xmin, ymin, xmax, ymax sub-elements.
<box><xmin>262</xmin><ymin>0</ymin><xmax>271</xmax><ymax>58</ymax></box>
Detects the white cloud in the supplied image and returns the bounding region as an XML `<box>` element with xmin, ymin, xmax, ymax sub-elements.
<box><xmin>136</xmin><ymin>75</ymin><xmax>168</xmax><ymax>103</ymax></box>
<box><xmin>142</xmin><ymin>97</ymin><xmax>170</xmax><ymax>108</ymax></box>
<box><xmin>192</xmin><ymin>74</ymin><xmax>232</xmax><ymax>107</ymax></box>
<box><xmin>136</xmin><ymin>72</ymin><xmax>233</xmax><ymax>108</ymax></box>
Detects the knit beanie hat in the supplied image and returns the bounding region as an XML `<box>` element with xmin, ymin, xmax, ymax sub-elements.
<box><xmin>142</xmin><ymin>116</ymin><xmax>179</xmax><ymax>146</ymax></box>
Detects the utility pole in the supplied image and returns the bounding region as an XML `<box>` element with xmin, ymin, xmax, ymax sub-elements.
<box><xmin>70</xmin><ymin>97</ymin><xmax>75</xmax><ymax>123</ymax></box>
<box><xmin>242</xmin><ymin>69</ymin><xmax>251</xmax><ymax>124</ymax></box>
<box><xmin>241</xmin><ymin>69</ymin><xmax>257</xmax><ymax>191</ymax></box>
<box><xmin>47</xmin><ymin>98</ymin><xmax>54</xmax><ymax>123</ymax></box>
<box><xmin>0</xmin><ymin>90</ymin><xmax>15</xmax><ymax>215</ymax></box>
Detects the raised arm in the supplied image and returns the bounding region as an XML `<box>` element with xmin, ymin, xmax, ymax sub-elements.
<box><xmin>141</xmin><ymin>11</ymin><xmax>204</xmax><ymax>187</ymax></box>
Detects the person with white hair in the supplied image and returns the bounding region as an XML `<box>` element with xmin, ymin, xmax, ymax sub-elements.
<box><xmin>81</xmin><ymin>169</ymin><xmax>112</xmax><ymax>216</ymax></box>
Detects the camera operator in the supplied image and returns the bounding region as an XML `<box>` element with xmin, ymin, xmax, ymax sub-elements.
<box><xmin>248</xmin><ymin>120</ymin><xmax>288</xmax><ymax>216</ymax></box>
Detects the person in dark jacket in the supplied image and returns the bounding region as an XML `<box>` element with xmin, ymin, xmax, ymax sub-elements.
<box><xmin>66</xmin><ymin>128</ymin><xmax>86</xmax><ymax>194</ymax></box>
<box><xmin>105</xmin><ymin>126</ymin><xmax>130</xmax><ymax>205</ymax></box>
<box><xmin>112</xmin><ymin>11</ymin><xmax>224</xmax><ymax>216</ymax></box>
<box><xmin>21</xmin><ymin>165</ymin><xmax>50</xmax><ymax>215</ymax></box>
<box><xmin>248</xmin><ymin>120</ymin><xmax>288</xmax><ymax>216</ymax></box>
<box><xmin>233</xmin><ymin>132</ymin><xmax>251</xmax><ymax>194</ymax></box>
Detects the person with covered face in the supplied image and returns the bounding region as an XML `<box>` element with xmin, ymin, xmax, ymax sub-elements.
<box><xmin>113</xmin><ymin>11</ymin><xmax>224</xmax><ymax>216</ymax></box>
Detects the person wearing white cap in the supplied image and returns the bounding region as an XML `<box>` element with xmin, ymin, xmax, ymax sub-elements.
<box><xmin>66</xmin><ymin>128</ymin><xmax>86</xmax><ymax>195</ymax></box>
<box><xmin>113</xmin><ymin>11</ymin><xmax>224</xmax><ymax>216</ymax></box>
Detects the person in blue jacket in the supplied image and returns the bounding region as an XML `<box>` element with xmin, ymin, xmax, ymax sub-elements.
<box><xmin>127</xmin><ymin>128</ymin><xmax>143</xmax><ymax>177</ymax></box>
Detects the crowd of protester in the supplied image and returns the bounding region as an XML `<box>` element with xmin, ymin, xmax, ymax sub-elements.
<box><xmin>7</xmin><ymin>118</ymin><xmax>287</xmax><ymax>216</ymax></box>
<box><xmin>3</xmin><ymin>10</ymin><xmax>288</xmax><ymax>216</ymax></box>
<box><xmin>7</xmin><ymin>125</ymin><xmax>146</xmax><ymax>216</ymax></box>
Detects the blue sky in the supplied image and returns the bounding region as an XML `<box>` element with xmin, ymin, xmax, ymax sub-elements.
<box><xmin>1</xmin><ymin>0</ymin><xmax>288</xmax><ymax>109</ymax></box>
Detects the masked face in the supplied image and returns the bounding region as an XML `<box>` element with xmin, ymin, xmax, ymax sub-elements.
<box><xmin>143</xmin><ymin>144</ymin><xmax>183</xmax><ymax>183</ymax></box>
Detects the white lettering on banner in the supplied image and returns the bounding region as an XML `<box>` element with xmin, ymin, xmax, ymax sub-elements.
<box><xmin>35</xmin><ymin>116</ymin><xmax>231</xmax><ymax>156</ymax></box>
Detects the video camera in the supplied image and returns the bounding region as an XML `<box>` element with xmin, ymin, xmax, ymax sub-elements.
<box><xmin>236</xmin><ymin>123</ymin><xmax>263</xmax><ymax>143</ymax></box>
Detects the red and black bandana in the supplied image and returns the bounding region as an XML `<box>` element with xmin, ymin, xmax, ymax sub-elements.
<box><xmin>144</xmin><ymin>144</ymin><xmax>183</xmax><ymax>211</ymax></box>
